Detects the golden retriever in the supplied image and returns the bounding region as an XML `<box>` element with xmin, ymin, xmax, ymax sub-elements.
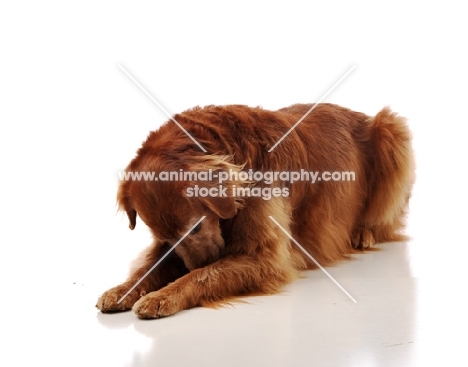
<box><xmin>96</xmin><ymin>103</ymin><xmax>414</xmax><ymax>319</ymax></box>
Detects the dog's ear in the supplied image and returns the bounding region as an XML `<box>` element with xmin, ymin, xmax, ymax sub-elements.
<box><xmin>199</xmin><ymin>196</ymin><xmax>237</xmax><ymax>219</ymax></box>
<box><xmin>188</xmin><ymin>154</ymin><xmax>249</xmax><ymax>218</ymax></box>
<box><xmin>117</xmin><ymin>182</ymin><xmax>137</xmax><ymax>230</ymax></box>
<box><xmin>125</xmin><ymin>207</ymin><xmax>137</xmax><ymax>230</ymax></box>
<box><xmin>120</xmin><ymin>198</ymin><xmax>137</xmax><ymax>230</ymax></box>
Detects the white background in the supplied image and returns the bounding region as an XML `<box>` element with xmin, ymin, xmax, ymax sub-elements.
<box><xmin>1</xmin><ymin>1</ymin><xmax>467</xmax><ymax>366</ymax></box>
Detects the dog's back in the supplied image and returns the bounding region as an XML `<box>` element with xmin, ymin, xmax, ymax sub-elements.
<box><xmin>166</xmin><ymin>103</ymin><xmax>415</xmax><ymax>257</ymax></box>
<box><xmin>168</xmin><ymin>103</ymin><xmax>414</xmax><ymax>267</ymax></box>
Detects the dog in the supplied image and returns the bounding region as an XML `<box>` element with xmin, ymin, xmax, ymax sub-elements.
<box><xmin>96</xmin><ymin>103</ymin><xmax>415</xmax><ymax>319</ymax></box>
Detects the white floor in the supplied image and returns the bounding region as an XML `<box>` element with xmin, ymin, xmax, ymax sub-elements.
<box><xmin>2</xmin><ymin>2</ymin><xmax>468</xmax><ymax>366</ymax></box>
<box><xmin>5</xmin><ymin>232</ymin><xmax>468</xmax><ymax>367</ymax></box>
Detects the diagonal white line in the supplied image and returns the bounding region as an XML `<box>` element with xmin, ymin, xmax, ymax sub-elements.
<box><xmin>117</xmin><ymin>216</ymin><xmax>206</xmax><ymax>304</ymax></box>
<box><xmin>268</xmin><ymin>65</ymin><xmax>356</xmax><ymax>152</ymax></box>
<box><xmin>268</xmin><ymin>215</ymin><xmax>357</xmax><ymax>303</ymax></box>
<box><xmin>118</xmin><ymin>64</ymin><xmax>207</xmax><ymax>153</ymax></box>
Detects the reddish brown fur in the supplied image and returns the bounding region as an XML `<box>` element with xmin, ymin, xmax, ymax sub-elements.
<box><xmin>96</xmin><ymin>103</ymin><xmax>415</xmax><ymax>318</ymax></box>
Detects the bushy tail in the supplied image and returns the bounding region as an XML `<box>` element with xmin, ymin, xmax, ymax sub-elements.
<box><xmin>362</xmin><ymin>107</ymin><xmax>415</xmax><ymax>242</ymax></box>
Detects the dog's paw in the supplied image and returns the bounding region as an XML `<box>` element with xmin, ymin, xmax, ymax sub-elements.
<box><xmin>96</xmin><ymin>284</ymin><xmax>142</xmax><ymax>313</ymax></box>
<box><xmin>352</xmin><ymin>228</ymin><xmax>375</xmax><ymax>250</ymax></box>
<box><xmin>133</xmin><ymin>291</ymin><xmax>182</xmax><ymax>319</ymax></box>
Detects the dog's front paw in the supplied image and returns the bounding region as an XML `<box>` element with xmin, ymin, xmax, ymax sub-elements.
<box><xmin>133</xmin><ymin>291</ymin><xmax>183</xmax><ymax>319</ymax></box>
<box><xmin>96</xmin><ymin>284</ymin><xmax>142</xmax><ymax>313</ymax></box>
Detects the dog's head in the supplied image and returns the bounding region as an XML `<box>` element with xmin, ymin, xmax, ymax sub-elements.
<box><xmin>117</xmin><ymin>154</ymin><xmax>248</xmax><ymax>271</ymax></box>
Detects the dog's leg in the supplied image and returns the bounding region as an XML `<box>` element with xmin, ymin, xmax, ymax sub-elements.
<box><xmin>132</xmin><ymin>198</ymin><xmax>298</xmax><ymax>319</ymax></box>
<box><xmin>96</xmin><ymin>242</ymin><xmax>188</xmax><ymax>312</ymax></box>
<box><xmin>132</xmin><ymin>253</ymin><xmax>294</xmax><ymax>319</ymax></box>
